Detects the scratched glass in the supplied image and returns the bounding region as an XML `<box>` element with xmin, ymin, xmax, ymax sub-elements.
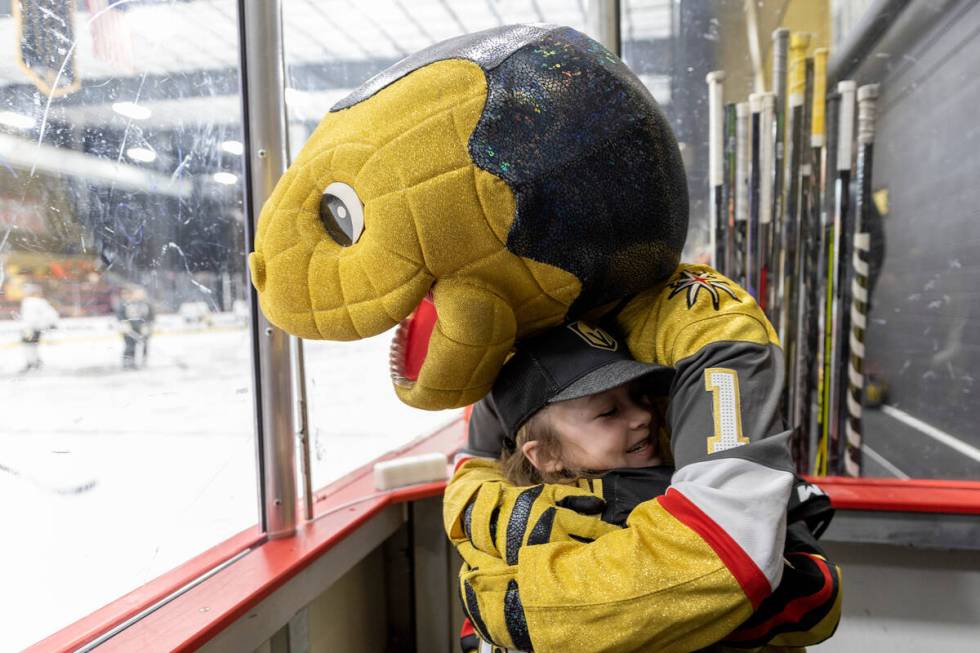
<box><xmin>623</xmin><ymin>0</ymin><xmax>980</xmax><ymax>481</ymax></box>
<box><xmin>281</xmin><ymin>0</ymin><xmax>590</xmax><ymax>493</ymax></box>
<box><xmin>0</xmin><ymin>2</ymin><xmax>257</xmax><ymax>649</ymax></box>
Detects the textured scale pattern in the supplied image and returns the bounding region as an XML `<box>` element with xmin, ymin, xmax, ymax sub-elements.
<box><xmin>464</xmin><ymin>579</ymin><xmax>494</xmax><ymax>646</ymax></box>
<box><xmin>462</xmin><ymin>500</ymin><xmax>475</xmax><ymax>541</ymax></box>
<box><xmin>489</xmin><ymin>505</ymin><xmax>500</xmax><ymax>546</ymax></box>
<box><xmin>504</xmin><ymin>579</ymin><xmax>533</xmax><ymax>651</ymax></box>
<box><xmin>505</xmin><ymin>485</ymin><xmax>544</xmax><ymax>565</ymax></box>
<box><xmin>470</xmin><ymin>27</ymin><xmax>688</xmax><ymax>313</ymax></box>
<box><xmin>332</xmin><ymin>24</ymin><xmax>556</xmax><ymax>112</ymax></box>
<box><xmin>526</xmin><ymin>507</ymin><xmax>556</xmax><ymax>546</ymax></box>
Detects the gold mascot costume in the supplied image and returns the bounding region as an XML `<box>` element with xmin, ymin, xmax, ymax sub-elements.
<box><xmin>250</xmin><ymin>24</ymin><xmax>839</xmax><ymax>653</ymax></box>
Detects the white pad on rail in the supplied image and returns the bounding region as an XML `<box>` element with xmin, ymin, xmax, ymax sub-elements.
<box><xmin>373</xmin><ymin>452</ymin><xmax>449</xmax><ymax>490</ymax></box>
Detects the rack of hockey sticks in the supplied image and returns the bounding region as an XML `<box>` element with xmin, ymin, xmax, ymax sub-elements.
<box><xmin>706</xmin><ymin>32</ymin><xmax>881</xmax><ymax>477</ymax></box>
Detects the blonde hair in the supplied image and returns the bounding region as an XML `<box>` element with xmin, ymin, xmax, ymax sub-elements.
<box><xmin>499</xmin><ymin>407</ymin><xmax>584</xmax><ymax>485</ymax></box>
<box><xmin>498</xmin><ymin>391</ymin><xmax>673</xmax><ymax>485</ymax></box>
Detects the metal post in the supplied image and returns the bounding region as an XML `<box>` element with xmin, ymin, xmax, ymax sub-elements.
<box><xmin>589</xmin><ymin>0</ymin><xmax>621</xmax><ymax>56</ymax></box>
<box><xmin>295</xmin><ymin>338</ymin><xmax>315</xmax><ymax>521</ymax></box>
<box><xmin>239</xmin><ymin>0</ymin><xmax>296</xmax><ymax>539</ymax></box>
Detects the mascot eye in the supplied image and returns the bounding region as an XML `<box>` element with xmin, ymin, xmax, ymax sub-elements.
<box><xmin>319</xmin><ymin>181</ymin><xmax>364</xmax><ymax>246</ymax></box>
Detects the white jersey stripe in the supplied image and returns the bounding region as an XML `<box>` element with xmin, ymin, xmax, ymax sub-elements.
<box><xmin>671</xmin><ymin>457</ymin><xmax>793</xmax><ymax>590</ymax></box>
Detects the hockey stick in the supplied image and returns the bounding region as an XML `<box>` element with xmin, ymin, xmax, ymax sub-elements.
<box><xmin>768</xmin><ymin>28</ymin><xmax>790</xmax><ymax>323</ymax></box>
<box><xmin>757</xmin><ymin>92</ymin><xmax>776</xmax><ymax>312</ymax></box>
<box><xmin>814</xmin><ymin>89</ymin><xmax>840</xmax><ymax>476</ymax></box>
<box><xmin>790</xmin><ymin>57</ymin><xmax>816</xmax><ymax>470</ymax></box>
<box><xmin>822</xmin><ymin>80</ymin><xmax>857</xmax><ymax>475</ymax></box>
<box><xmin>707</xmin><ymin>71</ymin><xmax>726</xmax><ymax>270</ymax></box>
<box><xmin>843</xmin><ymin>83</ymin><xmax>880</xmax><ymax>477</ymax></box>
<box><xmin>795</xmin><ymin>48</ymin><xmax>828</xmax><ymax>472</ymax></box>
<box><xmin>723</xmin><ymin>102</ymin><xmax>738</xmax><ymax>278</ymax></box>
<box><xmin>780</xmin><ymin>32</ymin><xmax>810</xmax><ymax>408</ymax></box>
<box><xmin>747</xmin><ymin>93</ymin><xmax>763</xmax><ymax>298</ymax></box>
<box><xmin>734</xmin><ymin>102</ymin><xmax>751</xmax><ymax>288</ymax></box>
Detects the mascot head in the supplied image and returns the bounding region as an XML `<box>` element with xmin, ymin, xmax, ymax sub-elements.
<box><xmin>249</xmin><ymin>24</ymin><xmax>687</xmax><ymax>410</ymax></box>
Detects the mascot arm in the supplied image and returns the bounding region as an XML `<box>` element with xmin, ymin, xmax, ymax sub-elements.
<box><xmin>721</xmin><ymin>521</ymin><xmax>843</xmax><ymax>650</ymax></box>
<box><xmin>447</xmin><ymin>464</ymin><xmax>841</xmax><ymax>652</ymax></box>
<box><xmin>445</xmin><ymin>461</ymin><xmax>752</xmax><ymax>653</ymax></box>
<box><xmin>620</xmin><ymin>264</ymin><xmax>796</xmax><ymax>607</ymax></box>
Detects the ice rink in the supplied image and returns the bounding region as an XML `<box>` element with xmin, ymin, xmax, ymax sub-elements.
<box><xmin>0</xmin><ymin>315</ymin><xmax>458</xmax><ymax>652</ymax></box>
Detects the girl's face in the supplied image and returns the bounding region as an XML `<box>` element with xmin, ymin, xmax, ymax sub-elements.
<box><xmin>533</xmin><ymin>381</ymin><xmax>662</xmax><ymax>473</ymax></box>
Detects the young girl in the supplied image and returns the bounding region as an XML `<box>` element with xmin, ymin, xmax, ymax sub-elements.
<box><xmin>490</xmin><ymin>319</ymin><xmax>673</xmax><ymax>486</ymax></box>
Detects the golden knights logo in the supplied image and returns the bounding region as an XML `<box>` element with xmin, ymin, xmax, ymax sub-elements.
<box><xmin>566</xmin><ymin>321</ymin><xmax>618</xmax><ymax>351</ymax></box>
<box><xmin>668</xmin><ymin>270</ymin><xmax>740</xmax><ymax>310</ymax></box>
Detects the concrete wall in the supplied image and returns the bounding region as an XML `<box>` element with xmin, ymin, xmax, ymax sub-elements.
<box><xmin>812</xmin><ymin>542</ymin><xmax>980</xmax><ymax>651</ymax></box>
<box><xmin>305</xmin><ymin>548</ymin><xmax>388</xmax><ymax>653</ymax></box>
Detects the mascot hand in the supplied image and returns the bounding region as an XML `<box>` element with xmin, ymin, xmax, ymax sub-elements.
<box><xmin>444</xmin><ymin>459</ymin><xmax>618</xmax><ymax>564</ymax></box>
<box><xmin>722</xmin><ymin>522</ymin><xmax>843</xmax><ymax>649</ymax></box>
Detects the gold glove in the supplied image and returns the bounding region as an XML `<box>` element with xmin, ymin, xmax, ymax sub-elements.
<box><xmin>444</xmin><ymin>459</ymin><xmax>619</xmax><ymax>564</ymax></box>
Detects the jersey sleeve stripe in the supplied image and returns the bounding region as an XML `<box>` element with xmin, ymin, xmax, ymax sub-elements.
<box><xmin>658</xmin><ymin>487</ymin><xmax>770</xmax><ymax>609</ymax></box>
<box><xmin>723</xmin><ymin>553</ymin><xmax>836</xmax><ymax>642</ymax></box>
<box><xmin>670</xmin><ymin>457</ymin><xmax>793</xmax><ymax>587</ymax></box>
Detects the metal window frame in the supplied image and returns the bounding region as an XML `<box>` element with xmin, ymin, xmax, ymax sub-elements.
<box><xmin>590</xmin><ymin>0</ymin><xmax>622</xmax><ymax>55</ymax></box>
<box><xmin>238</xmin><ymin>0</ymin><xmax>297</xmax><ymax>539</ymax></box>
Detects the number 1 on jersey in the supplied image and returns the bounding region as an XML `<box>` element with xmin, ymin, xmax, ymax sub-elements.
<box><xmin>705</xmin><ymin>368</ymin><xmax>749</xmax><ymax>453</ymax></box>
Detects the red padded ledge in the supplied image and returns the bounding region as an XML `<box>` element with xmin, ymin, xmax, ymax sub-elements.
<box><xmin>30</xmin><ymin>417</ymin><xmax>466</xmax><ymax>653</ymax></box>
<box><xmin>24</xmin><ymin>525</ymin><xmax>264</xmax><ymax>653</ymax></box>
<box><xmin>809</xmin><ymin>476</ymin><xmax>980</xmax><ymax>514</ymax></box>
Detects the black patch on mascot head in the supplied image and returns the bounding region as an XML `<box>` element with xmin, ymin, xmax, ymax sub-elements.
<box><xmin>332</xmin><ymin>24</ymin><xmax>556</xmax><ymax>112</ymax></box>
<box><xmin>333</xmin><ymin>25</ymin><xmax>689</xmax><ymax>316</ymax></box>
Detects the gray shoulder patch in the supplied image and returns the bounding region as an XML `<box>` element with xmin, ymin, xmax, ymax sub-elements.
<box><xmin>331</xmin><ymin>23</ymin><xmax>559</xmax><ymax>112</ymax></box>
<box><xmin>667</xmin><ymin>340</ymin><xmax>788</xmax><ymax>469</ymax></box>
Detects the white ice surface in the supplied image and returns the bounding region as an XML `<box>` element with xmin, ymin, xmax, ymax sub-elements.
<box><xmin>0</xmin><ymin>315</ymin><xmax>457</xmax><ymax>652</ymax></box>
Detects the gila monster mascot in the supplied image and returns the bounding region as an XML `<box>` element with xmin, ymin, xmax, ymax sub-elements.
<box><xmin>250</xmin><ymin>24</ymin><xmax>839</xmax><ymax>653</ymax></box>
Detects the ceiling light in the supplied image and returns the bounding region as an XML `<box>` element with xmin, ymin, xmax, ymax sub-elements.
<box><xmin>221</xmin><ymin>140</ymin><xmax>244</xmax><ymax>155</ymax></box>
<box><xmin>0</xmin><ymin>111</ymin><xmax>36</xmax><ymax>130</ymax></box>
<box><xmin>112</xmin><ymin>102</ymin><xmax>152</xmax><ymax>120</ymax></box>
<box><xmin>126</xmin><ymin>147</ymin><xmax>157</xmax><ymax>163</ymax></box>
<box><xmin>213</xmin><ymin>171</ymin><xmax>238</xmax><ymax>185</ymax></box>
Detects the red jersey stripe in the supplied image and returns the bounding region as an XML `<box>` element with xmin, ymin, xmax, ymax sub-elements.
<box><xmin>659</xmin><ymin>488</ymin><xmax>770</xmax><ymax>609</ymax></box>
<box><xmin>724</xmin><ymin>553</ymin><xmax>835</xmax><ymax>641</ymax></box>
